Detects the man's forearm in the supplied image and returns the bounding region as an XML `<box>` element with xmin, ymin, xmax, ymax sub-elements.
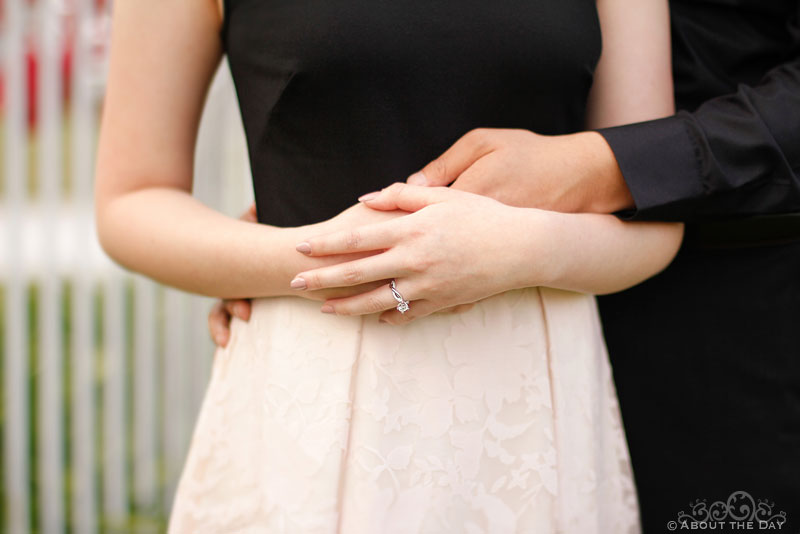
<box><xmin>595</xmin><ymin>58</ymin><xmax>800</xmax><ymax>222</ymax></box>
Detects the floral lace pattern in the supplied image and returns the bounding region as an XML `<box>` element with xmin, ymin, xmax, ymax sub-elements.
<box><xmin>168</xmin><ymin>287</ymin><xmax>640</xmax><ymax>533</ymax></box>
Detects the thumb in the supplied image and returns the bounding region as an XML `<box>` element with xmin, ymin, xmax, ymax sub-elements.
<box><xmin>407</xmin><ymin>128</ymin><xmax>496</xmax><ymax>187</ymax></box>
<box><xmin>360</xmin><ymin>182</ymin><xmax>459</xmax><ymax>212</ymax></box>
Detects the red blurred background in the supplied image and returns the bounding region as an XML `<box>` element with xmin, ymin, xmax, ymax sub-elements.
<box><xmin>0</xmin><ymin>0</ymin><xmax>108</xmax><ymax>129</ymax></box>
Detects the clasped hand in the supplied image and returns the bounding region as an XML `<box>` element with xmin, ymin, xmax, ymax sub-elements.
<box><xmin>290</xmin><ymin>183</ymin><xmax>539</xmax><ymax>324</ymax></box>
<box><xmin>207</xmin><ymin>186</ymin><xmax>536</xmax><ymax>343</ymax></box>
<box><xmin>208</xmin><ymin>128</ymin><xmax>609</xmax><ymax>344</ymax></box>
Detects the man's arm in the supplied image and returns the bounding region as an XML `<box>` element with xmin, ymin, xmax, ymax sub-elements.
<box><xmin>597</xmin><ymin>57</ymin><xmax>800</xmax><ymax>222</ymax></box>
<box><xmin>404</xmin><ymin>54</ymin><xmax>800</xmax><ymax>225</ymax></box>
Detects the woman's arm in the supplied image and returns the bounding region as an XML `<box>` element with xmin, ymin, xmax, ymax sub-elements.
<box><xmin>564</xmin><ymin>0</ymin><xmax>683</xmax><ymax>287</ymax></box>
<box><xmin>94</xmin><ymin>0</ymin><xmax>402</xmax><ymax>299</ymax></box>
<box><xmin>289</xmin><ymin>185</ymin><xmax>681</xmax><ymax>314</ymax></box>
<box><xmin>585</xmin><ymin>0</ymin><xmax>674</xmax><ymax>128</ymax></box>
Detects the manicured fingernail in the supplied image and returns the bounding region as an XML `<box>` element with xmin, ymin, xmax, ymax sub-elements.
<box><xmin>296</xmin><ymin>242</ymin><xmax>312</xmax><ymax>254</ymax></box>
<box><xmin>290</xmin><ymin>277</ymin><xmax>307</xmax><ymax>290</ymax></box>
<box><xmin>321</xmin><ymin>304</ymin><xmax>335</xmax><ymax>314</ymax></box>
<box><xmin>358</xmin><ymin>191</ymin><xmax>380</xmax><ymax>202</ymax></box>
<box><xmin>407</xmin><ymin>172</ymin><xmax>427</xmax><ymax>185</ymax></box>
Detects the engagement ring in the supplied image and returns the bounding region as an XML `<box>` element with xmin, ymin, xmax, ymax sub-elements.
<box><xmin>390</xmin><ymin>279</ymin><xmax>410</xmax><ymax>314</ymax></box>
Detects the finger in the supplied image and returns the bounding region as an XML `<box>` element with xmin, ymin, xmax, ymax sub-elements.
<box><xmin>359</xmin><ymin>182</ymin><xmax>464</xmax><ymax>212</ymax></box>
<box><xmin>378</xmin><ymin>299</ymin><xmax>438</xmax><ymax>325</ymax></box>
<box><xmin>207</xmin><ymin>302</ymin><xmax>231</xmax><ymax>347</ymax></box>
<box><xmin>293</xmin><ymin>252</ymin><xmax>405</xmax><ymax>290</ymax></box>
<box><xmin>223</xmin><ymin>298</ymin><xmax>252</xmax><ymax>321</ymax></box>
<box><xmin>296</xmin><ymin>219</ymin><xmax>401</xmax><ymax>256</ymax></box>
<box><xmin>239</xmin><ymin>202</ymin><xmax>258</xmax><ymax>223</ymax></box>
<box><xmin>407</xmin><ymin>128</ymin><xmax>496</xmax><ymax>187</ymax></box>
<box><xmin>320</xmin><ymin>279</ymin><xmax>411</xmax><ymax>316</ymax></box>
<box><xmin>303</xmin><ymin>279</ymin><xmax>389</xmax><ymax>302</ymax></box>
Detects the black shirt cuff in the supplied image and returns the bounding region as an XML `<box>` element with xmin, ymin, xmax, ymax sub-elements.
<box><xmin>595</xmin><ymin>112</ymin><xmax>706</xmax><ymax>222</ymax></box>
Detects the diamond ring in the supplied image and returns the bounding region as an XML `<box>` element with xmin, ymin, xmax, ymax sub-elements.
<box><xmin>390</xmin><ymin>279</ymin><xmax>410</xmax><ymax>314</ymax></box>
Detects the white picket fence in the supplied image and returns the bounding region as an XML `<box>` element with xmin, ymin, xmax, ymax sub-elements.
<box><xmin>1</xmin><ymin>0</ymin><xmax>253</xmax><ymax>532</ymax></box>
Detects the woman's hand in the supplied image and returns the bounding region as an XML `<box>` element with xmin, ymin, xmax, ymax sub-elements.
<box><xmin>208</xmin><ymin>199</ymin><xmax>477</xmax><ymax>345</ymax></box>
<box><xmin>289</xmin><ymin>184</ymin><xmax>540</xmax><ymax>325</ymax></box>
<box><xmin>208</xmin><ymin>201</ymin><xmax>411</xmax><ymax>346</ymax></box>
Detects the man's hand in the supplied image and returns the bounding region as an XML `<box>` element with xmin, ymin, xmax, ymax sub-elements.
<box><xmin>399</xmin><ymin>128</ymin><xmax>635</xmax><ymax>214</ymax></box>
<box><xmin>208</xmin><ymin>298</ymin><xmax>252</xmax><ymax>347</ymax></box>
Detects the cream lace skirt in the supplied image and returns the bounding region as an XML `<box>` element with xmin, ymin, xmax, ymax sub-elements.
<box><xmin>168</xmin><ymin>286</ymin><xmax>640</xmax><ymax>533</ymax></box>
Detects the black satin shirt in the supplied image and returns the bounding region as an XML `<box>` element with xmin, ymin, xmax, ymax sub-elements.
<box><xmin>598</xmin><ymin>0</ymin><xmax>800</xmax><ymax>222</ymax></box>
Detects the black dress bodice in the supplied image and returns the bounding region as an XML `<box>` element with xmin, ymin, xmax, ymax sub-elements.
<box><xmin>221</xmin><ymin>1</ymin><xmax>601</xmax><ymax>226</ymax></box>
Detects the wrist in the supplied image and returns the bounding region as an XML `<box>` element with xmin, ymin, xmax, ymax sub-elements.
<box><xmin>507</xmin><ymin>207</ymin><xmax>564</xmax><ymax>291</ymax></box>
<box><xmin>257</xmin><ymin>223</ymin><xmax>319</xmax><ymax>298</ymax></box>
<box><xmin>573</xmin><ymin>131</ymin><xmax>635</xmax><ymax>213</ymax></box>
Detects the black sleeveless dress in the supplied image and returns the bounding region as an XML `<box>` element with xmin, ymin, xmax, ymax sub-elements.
<box><xmin>169</xmin><ymin>2</ymin><xmax>641</xmax><ymax>532</ymax></box>
<box><xmin>220</xmin><ymin>0</ymin><xmax>598</xmax><ymax>227</ymax></box>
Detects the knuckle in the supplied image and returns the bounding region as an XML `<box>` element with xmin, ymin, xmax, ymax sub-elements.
<box><xmin>386</xmin><ymin>182</ymin><xmax>405</xmax><ymax>195</ymax></box>
<box><xmin>366</xmin><ymin>295</ymin><xmax>385</xmax><ymax>313</ymax></box>
<box><xmin>342</xmin><ymin>265</ymin><xmax>364</xmax><ymax>284</ymax></box>
<box><xmin>417</xmin><ymin>279</ymin><xmax>439</xmax><ymax>297</ymax></box>
<box><xmin>431</xmin><ymin>157</ymin><xmax>447</xmax><ymax>179</ymax></box>
<box><xmin>403</xmin><ymin>224</ymin><xmax>426</xmax><ymax>240</ymax></box>
<box><xmin>389</xmin><ymin>182</ymin><xmax>409</xmax><ymax>201</ymax></box>
<box><xmin>465</xmin><ymin>128</ymin><xmax>491</xmax><ymax>151</ymax></box>
<box><xmin>208</xmin><ymin>309</ymin><xmax>230</xmax><ymax>327</ymax></box>
<box><xmin>405</xmin><ymin>253</ymin><xmax>431</xmax><ymax>274</ymax></box>
<box><xmin>464</xmin><ymin>127</ymin><xmax>484</xmax><ymax>142</ymax></box>
<box><xmin>332</xmin><ymin>305</ymin><xmax>350</xmax><ymax>316</ymax></box>
<box><xmin>344</xmin><ymin>230</ymin><xmax>362</xmax><ymax>251</ymax></box>
<box><xmin>306</xmin><ymin>271</ymin><xmax>324</xmax><ymax>290</ymax></box>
